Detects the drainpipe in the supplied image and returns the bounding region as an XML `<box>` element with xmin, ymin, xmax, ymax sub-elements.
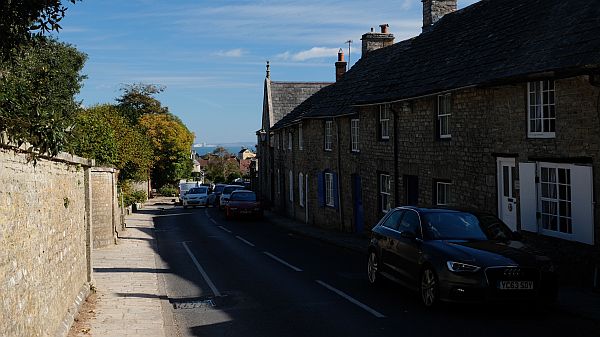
<box><xmin>305</xmin><ymin>173</ymin><xmax>309</xmax><ymax>224</ymax></box>
<box><xmin>391</xmin><ymin>105</ymin><xmax>400</xmax><ymax>206</ymax></box>
<box><xmin>336</xmin><ymin>117</ymin><xmax>344</xmax><ymax>231</ymax></box>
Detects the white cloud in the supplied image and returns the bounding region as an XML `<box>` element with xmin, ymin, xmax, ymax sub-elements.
<box><xmin>214</xmin><ymin>48</ymin><xmax>246</xmax><ymax>58</ymax></box>
<box><xmin>276</xmin><ymin>47</ymin><xmax>340</xmax><ymax>62</ymax></box>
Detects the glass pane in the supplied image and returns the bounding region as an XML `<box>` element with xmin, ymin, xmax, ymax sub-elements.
<box><xmin>503</xmin><ymin>166</ymin><xmax>510</xmax><ymax>197</ymax></box>
<box><xmin>549</xmin><ymin>119</ymin><xmax>555</xmax><ymax>132</ymax></box>
<box><xmin>558</xmin><ymin>169</ymin><xmax>568</xmax><ymax>185</ymax></box>
<box><xmin>548</xmin><ymin>168</ymin><xmax>556</xmax><ymax>183</ymax></box>
<box><xmin>542</xmin><ymin>215</ymin><xmax>550</xmax><ymax>229</ymax></box>
<box><xmin>543</xmin><ymin>119</ymin><xmax>550</xmax><ymax>132</ymax></box>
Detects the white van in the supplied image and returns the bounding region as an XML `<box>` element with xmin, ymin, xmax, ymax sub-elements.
<box><xmin>178</xmin><ymin>182</ymin><xmax>199</xmax><ymax>204</ymax></box>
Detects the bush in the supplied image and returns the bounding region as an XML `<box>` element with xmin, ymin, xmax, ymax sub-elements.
<box><xmin>158</xmin><ymin>185</ymin><xmax>177</xmax><ymax>197</ymax></box>
<box><xmin>122</xmin><ymin>190</ymin><xmax>147</xmax><ymax>207</ymax></box>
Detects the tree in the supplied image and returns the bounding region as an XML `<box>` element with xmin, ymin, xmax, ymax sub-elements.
<box><xmin>204</xmin><ymin>147</ymin><xmax>242</xmax><ymax>183</ymax></box>
<box><xmin>139</xmin><ymin>113</ymin><xmax>194</xmax><ymax>188</ymax></box>
<box><xmin>116</xmin><ymin>83</ymin><xmax>168</xmax><ymax>124</ymax></box>
<box><xmin>0</xmin><ymin>38</ymin><xmax>86</xmax><ymax>156</ymax></box>
<box><xmin>0</xmin><ymin>0</ymin><xmax>81</xmax><ymax>58</ymax></box>
<box><xmin>68</xmin><ymin>104</ymin><xmax>154</xmax><ymax>181</ymax></box>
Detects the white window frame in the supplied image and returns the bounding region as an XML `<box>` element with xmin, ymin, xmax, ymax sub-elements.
<box><xmin>289</xmin><ymin>170</ymin><xmax>294</xmax><ymax>202</ymax></box>
<box><xmin>379</xmin><ymin>105</ymin><xmax>390</xmax><ymax>140</ymax></box>
<box><xmin>538</xmin><ymin>163</ymin><xmax>572</xmax><ymax>235</ymax></box>
<box><xmin>528</xmin><ymin>80</ymin><xmax>556</xmax><ymax>138</ymax></box>
<box><xmin>325</xmin><ymin>172</ymin><xmax>334</xmax><ymax>207</ymax></box>
<box><xmin>325</xmin><ymin>121</ymin><xmax>333</xmax><ymax>151</ymax></box>
<box><xmin>351</xmin><ymin>119</ymin><xmax>360</xmax><ymax>152</ymax></box>
<box><xmin>298</xmin><ymin>123</ymin><xmax>303</xmax><ymax>150</ymax></box>
<box><xmin>436</xmin><ymin>181</ymin><xmax>451</xmax><ymax>206</ymax></box>
<box><xmin>437</xmin><ymin>94</ymin><xmax>451</xmax><ymax>139</ymax></box>
<box><xmin>288</xmin><ymin>132</ymin><xmax>292</xmax><ymax>151</ymax></box>
<box><xmin>380</xmin><ymin>174</ymin><xmax>391</xmax><ymax>213</ymax></box>
<box><xmin>299</xmin><ymin>172</ymin><xmax>304</xmax><ymax>207</ymax></box>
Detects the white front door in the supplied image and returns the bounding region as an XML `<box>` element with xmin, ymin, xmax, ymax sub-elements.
<box><xmin>497</xmin><ymin>158</ymin><xmax>517</xmax><ymax>230</ymax></box>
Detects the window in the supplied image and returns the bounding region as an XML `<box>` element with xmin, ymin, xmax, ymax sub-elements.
<box><xmin>276</xmin><ymin>169</ymin><xmax>280</xmax><ymax>195</ymax></box>
<box><xmin>528</xmin><ymin>80</ymin><xmax>555</xmax><ymax>138</ymax></box>
<box><xmin>299</xmin><ymin>173</ymin><xmax>304</xmax><ymax>207</ymax></box>
<box><xmin>288</xmin><ymin>132</ymin><xmax>292</xmax><ymax>150</ymax></box>
<box><xmin>298</xmin><ymin>124</ymin><xmax>303</xmax><ymax>150</ymax></box>
<box><xmin>379</xmin><ymin>174</ymin><xmax>391</xmax><ymax>213</ymax></box>
<box><xmin>540</xmin><ymin>165</ymin><xmax>571</xmax><ymax>234</ymax></box>
<box><xmin>437</xmin><ymin>94</ymin><xmax>451</xmax><ymax>139</ymax></box>
<box><xmin>289</xmin><ymin>170</ymin><xmax>294</xmax><ymax>202</ymax></box>
<box><xmin>381</xmin><ymin>209</ymin><xmax>404</xmax><ymax>230</ymax></box>
<box><xmin>379</xmin><ymin>104</ymin><xmax>390</xmax><ymax>140</ymax></box>
<box><xmin>351</xmin><ymin>119</ymin><xmax>360</xmax><ymax>152</ymax></box>
<box><xmin>436</xmin><ymin>181</ymin><xmax>451</xmax><ymax>206</ymax></box>
<box><xmin>399</xmin><ymin>210</ymin><xmax>421</xmax><ymax>237</ymax></box>
<box><xmin>325</xmin><ymin>120</ymin><xmax>333</xmax><ymax>151</ymax></box>
<box><xmin>325</xmin><ymin>172</ymin><xmax>334</xmax><ymax>207</ymax></box>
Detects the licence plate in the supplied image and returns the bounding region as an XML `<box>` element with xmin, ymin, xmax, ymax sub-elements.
<box><xmin>498</xmin><ymin>280</ymin><xmax>534</xmax><ymax>290</ymax></box>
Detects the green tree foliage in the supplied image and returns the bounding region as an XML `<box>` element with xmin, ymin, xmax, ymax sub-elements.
<box><xmin>68</xmin><ymin>107</ymin><xmax>117</xmax><ymax>165</ymax></box>
<box><xmin>68</xmin><ymin>104</ymin><xmax>154</xmax><ymax>181</ymax></box>
<box><xmin>0</xmin><ymin>0</ymin><xmax>81</xmax><ymax>58</ymax></box>
<box><xmin>116</xmin><ymin>83</ymin><xmax>168</xmax><ymax>124</ymax></box>
<box><xmin>0</xmin><ymin>38</ymin><xmax>86</xmax><ymax>156</ymax></box>
<box><xmin>139</xmin><ymin>113</ymin><xmax>194</xmax><ymax>188</ymax></box>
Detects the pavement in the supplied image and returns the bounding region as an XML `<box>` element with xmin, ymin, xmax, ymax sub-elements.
<box><xmin>71</xmin><ymin>197</ymin><xmax>600</xmax><ymax>336</ymax></box>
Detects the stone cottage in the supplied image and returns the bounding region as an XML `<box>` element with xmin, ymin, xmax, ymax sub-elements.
<box><xmin>262</xmin><ymin>0</ymin><xmax>600</xmax><ymax>285</ymax></box>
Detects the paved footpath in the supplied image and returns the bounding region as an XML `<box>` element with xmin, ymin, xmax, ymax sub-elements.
<box><xmin>74</xmin><ymin>201</ymin><xmax>172</xmax><ymax>337</ymax></box>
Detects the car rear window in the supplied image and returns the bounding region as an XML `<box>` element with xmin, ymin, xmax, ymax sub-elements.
<box><xmin>422</xmin><ymin>212</ymin><xmax>513</xmax><ymax>241</ymax></box>
<box><xmin>214</xmin><ymin>185</ymin><xmax>225</xmax><ymax>193</ymax></box>
<box><xmin>230</xmin><ymin>192</ymin><xmax>257</xmax><ymax>201</ymax></box>
<box><xmin>223</xmin><ymin>186</ymin><xmax>244</xmax><ymax>194</ymax></box>
<box><xmin>188</xmin><ymin>187</ymin><xmax>207</xmax><ymax>194</ymax></box>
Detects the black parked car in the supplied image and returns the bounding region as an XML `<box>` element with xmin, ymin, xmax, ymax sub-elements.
<box><xmin>367</xmin><ymin>207</ymin><xmax>558</xmax><ymax>307</ymax></box>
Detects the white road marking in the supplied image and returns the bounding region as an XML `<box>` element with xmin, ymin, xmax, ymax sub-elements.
<box><xmin>316</xmin><ymin>280</ymin><xmax>386</xmax><ymax>318</ymax></box>
<box><xmin>181</xmin><ymin>242</ymin><xmax>222</xmax><ymax>297</ymax></box>
<box><xmin>210</xmin><ymin>219</ymin><xmax>218</xmax><ymax>224</ymax></box>
<box><xmin>263</xmin><ymin>252</ymin><xmax>303</xmax><ymax>272</ymax></box>
<box><xmin>218</xmin><ymin>226</ymin><xmax>231</xmax><ymax>233</ymax></box>
<box><xmin>236</xmin><ymin>236</ymin><xmax>256</xmax><ymax>247</ymax></box>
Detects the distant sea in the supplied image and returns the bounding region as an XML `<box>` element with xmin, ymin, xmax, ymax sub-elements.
<box><xmin>193</xmin><ymin>144</ymin><xmax>256</xmax><ymax>156</ymax></box>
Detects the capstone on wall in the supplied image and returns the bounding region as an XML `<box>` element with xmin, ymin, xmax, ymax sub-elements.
<box><xmin>0</xmin><ymin>148</ymin><xmax>91</xmax><ymax>336</ymax></box>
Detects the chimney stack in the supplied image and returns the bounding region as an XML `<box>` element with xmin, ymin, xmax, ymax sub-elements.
<box><xmin>335</xmin><ymin>49</ymin><xmax>347</xmax><ymax>82</ymax></box>
<box><xmin>422</xmin><ymin>0</ymin><xmax>457</xmax><ymax>32</ymax></box>
<box><xmin>361</xmin><ymin>23</ymin><xmax>394</xmax><ymax>57</ymax></box>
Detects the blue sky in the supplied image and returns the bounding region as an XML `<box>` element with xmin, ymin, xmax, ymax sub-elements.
<box><xmin>54</xmin><ymin>0</ymin><xmax>478</xmax><ymax>144</ymax></box>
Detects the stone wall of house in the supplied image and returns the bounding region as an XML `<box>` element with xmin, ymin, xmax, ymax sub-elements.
<box><xmin>0</xmin><ymin>147</ymin><xmax>93</xmax><ymax>336</ymax></box>
<box><xmin>91</xmin><ymin>167</ymin><xmax>118</xmax><ymax>248</ymax></box>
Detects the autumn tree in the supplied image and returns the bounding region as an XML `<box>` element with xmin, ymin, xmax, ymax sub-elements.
<box><xmin>139</xmin><ymin>113</ymin><xmax>194</xmax><ymax>188</ymax></box>
<box><xmin>204</xmin><ymin>147</ymin><xmax>242</xmax><ymax>183</ymax></box>
<box><xmin>0</xmin><ymin>38</ymin><xmax>86</xmax><ymax>156</ymax></box>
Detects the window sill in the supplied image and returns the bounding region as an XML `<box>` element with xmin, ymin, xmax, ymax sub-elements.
<box><xmin>527</xmin><ymin>133</ymin><xmax>556</xmax><ymax>139</ymax></box>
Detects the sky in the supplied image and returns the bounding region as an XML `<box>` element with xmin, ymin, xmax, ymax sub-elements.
<box><xmin>53</xmin><ymin>0</ymin><xmax>479</xmax><ymax>145</ymax></box>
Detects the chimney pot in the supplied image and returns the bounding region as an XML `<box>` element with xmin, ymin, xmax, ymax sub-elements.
<box><xmin>380</xmin><ymin>24</ymin><xmax>389</xmax><ymax>34</ymax></box>
<box><xmin>337</xmin><ymin>48</ymin><xmax>345</xmax><ymax>62</ymax></box>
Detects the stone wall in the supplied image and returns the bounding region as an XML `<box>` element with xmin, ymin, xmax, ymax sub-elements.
<box><xmin>91</xmin><ymin>168</ymin><xmax>118</xmax><ymax>248</ymax></box>
<box><xmin>0</xmin><ymin>147</ymin><xmax>93</xmax><ymax>336</ymax></box>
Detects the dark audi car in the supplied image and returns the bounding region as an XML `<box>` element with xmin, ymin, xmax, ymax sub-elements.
<box><xmin>367</xmin><ymin>207</ymin><xmax>557</xmax><ymax>307</ymax></box>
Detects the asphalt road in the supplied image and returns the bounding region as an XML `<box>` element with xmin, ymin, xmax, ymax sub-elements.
<box><xmin>151</xmin><ymin>204</ymin><xmax>600</xmax><ymax>337</ymax></box>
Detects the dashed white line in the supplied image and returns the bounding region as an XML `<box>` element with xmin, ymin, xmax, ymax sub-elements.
<box><xmin>181</xmin><ymin>242</ymin><xmax>221</xmax><ymax>297</ymax></box>
<box><xmin>210</xmin><ymin>218</ymin><xmax>218</xmax><ymax>225</ymax></box>
<box><xmin>235</xmin><ymin>236</ymin><xmax>256</xmax><ymax>247</ymax></box>
<box><xmin>316</xmin><ymin>280</ymin><xmax>385</xmax><ymax>318</ymax></box>
<box><xmin>218</xmin><ymin>225</ymin><xmax>231</xmax><ymax>233</ymax></box>
<box><xmin>263</xmin><ymin>252</ymin><xmax>303</xmax><ymax>272</ymax></box>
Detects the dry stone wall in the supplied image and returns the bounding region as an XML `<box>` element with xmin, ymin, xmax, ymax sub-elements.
<box><xmin>0</xmin><ymin>147</ymin><xmax>93</xmax><ymax>337</ymax></box>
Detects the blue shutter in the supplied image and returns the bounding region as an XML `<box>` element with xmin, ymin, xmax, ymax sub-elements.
<box><xmin>333</xmin><ymin>173</ymin><xmax>339</xmax><ymax>209</ymax></box>
<box><xmin>317</xmin><ymin>172</ymin><xmax>325</xmax><ymax>207</ymax></box>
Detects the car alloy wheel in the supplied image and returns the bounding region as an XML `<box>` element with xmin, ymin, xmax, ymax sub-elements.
<box><xmin>367</xmin><ymin>252</ymin><xmax>380</xmax><ymax>285</ymax></box>
<box><xmin>420</xmin><ymin>267</ymin><xmax>438</xmax><ymax>307</ymax></box>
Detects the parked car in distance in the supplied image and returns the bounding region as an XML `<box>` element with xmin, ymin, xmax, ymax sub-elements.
<box><xmin>182</xmin><ymin>186</ymin><xmax>209</xmax><ymax>208</ymax></box>
<box><xmin>178</xmin><ymin>181</ymin><xmax>199</xmax><ymax>205</ymax></box>
<box><xmin>225</xmin><ymin>190</ymin><xmax>262</xmax><ymax>219</ymax></box>
<box><xmin>367</xmin><ymin>207</ymin><xmax>558</xmax><ymax>307</ymax></box>
<box><xmin>208</xmin><ymin>184</ymin><xmax>227</xmax><ymax>207</ymax></box>
<box><xmin>219</xmin><ymin>185</ymin><xmax>245</xmax><ymax>210</ymax></box>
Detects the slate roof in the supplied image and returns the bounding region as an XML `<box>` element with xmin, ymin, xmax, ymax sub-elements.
<box><xmin>268</xmin><ymin>81</ymin><xmax>331</xmax><ymax>128</ymax></box>
<box><xmin>272</xmin><ymin>0</ymin><xmax>600</xmax><ymax>130</ymax></box>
